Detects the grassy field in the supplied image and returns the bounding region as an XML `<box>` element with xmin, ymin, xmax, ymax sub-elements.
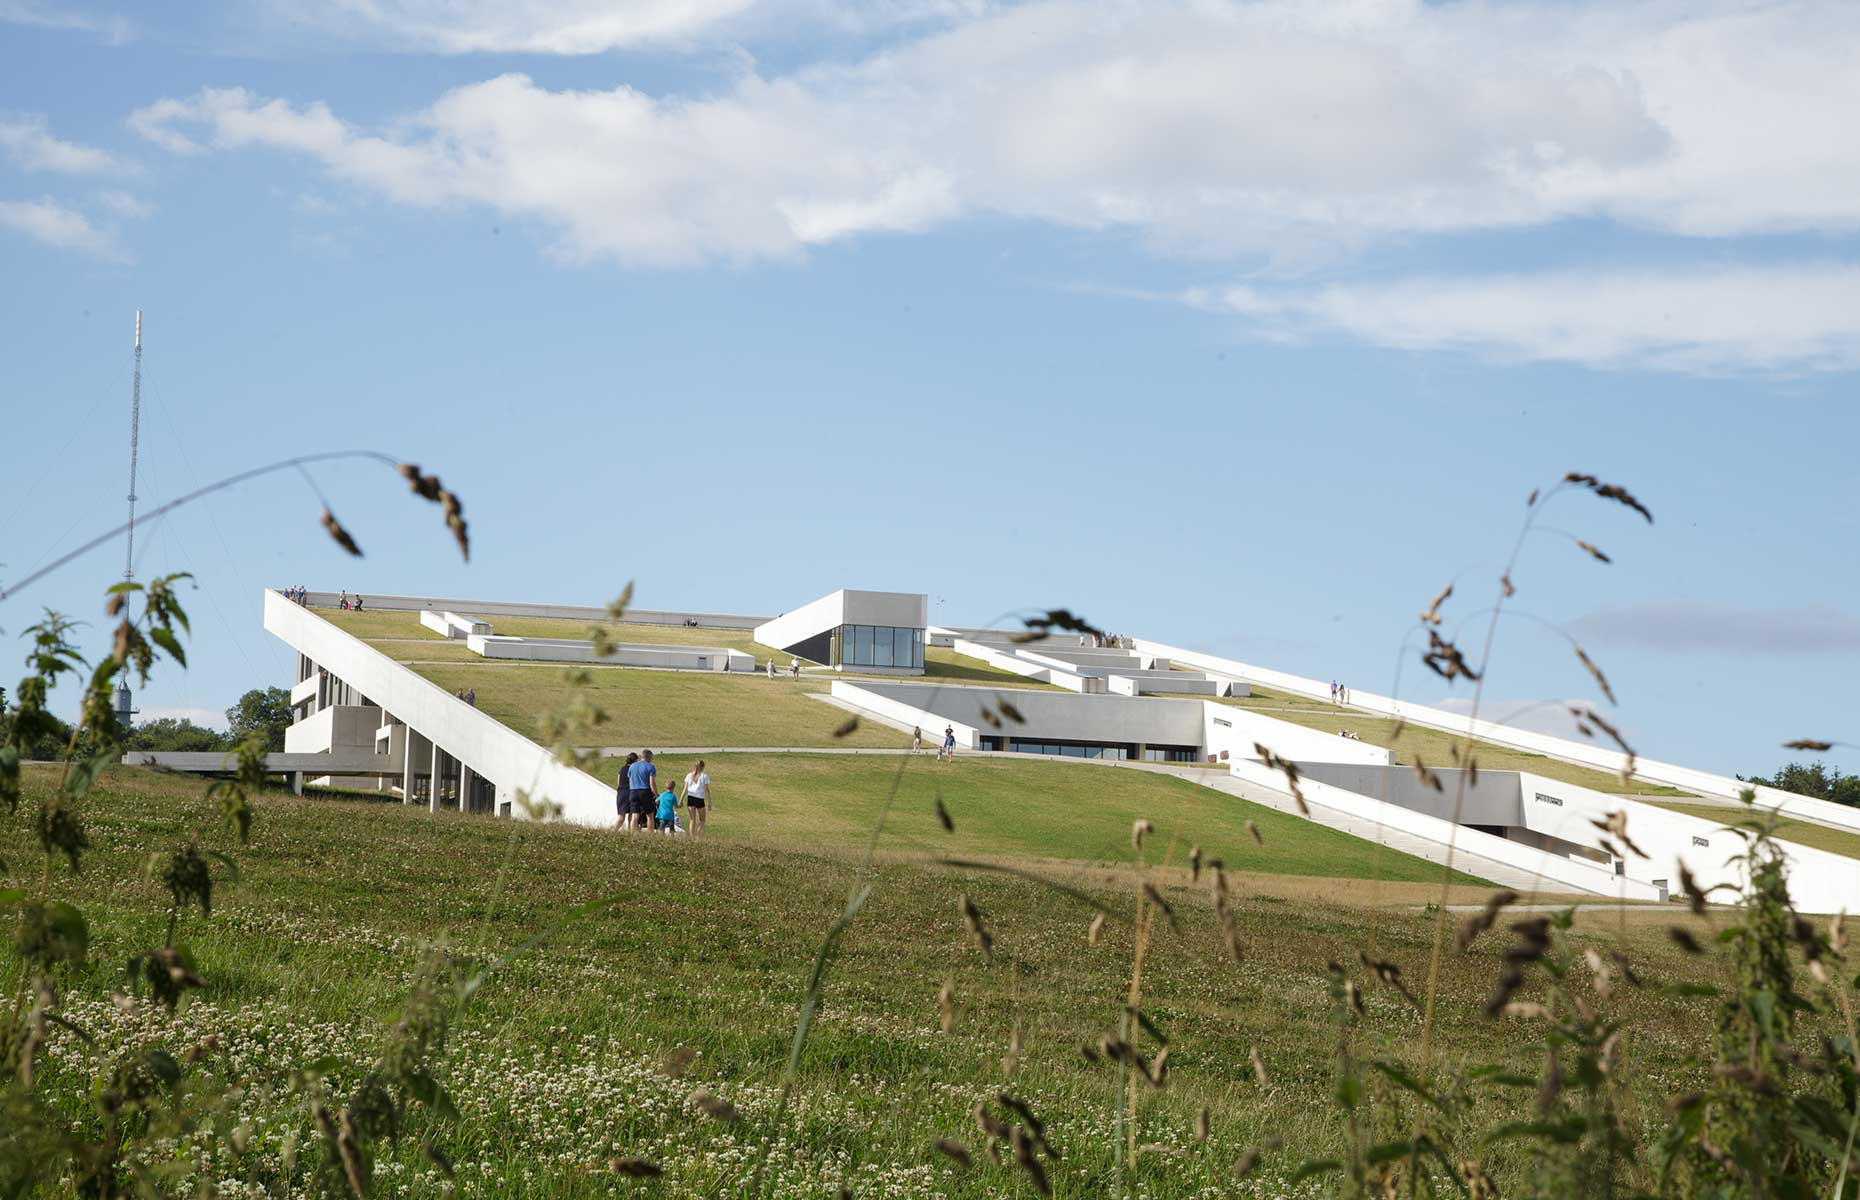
<box><xmin>5</xmin><ymin>765</ymin><xmax>1738</xmax><ymax>1198</ymax></box>
<box><xmin>321</xmin><ymin>608</ymin><xmax>1050</xmax><ymax>689</ymax></box>
<box><xmin>409</xmin><ymin>660</ymin><xmax>910</xmax><ymax>748</ymax></box>
<box><xmin>1219</xmin><ymin>686</ymin><xmax>1690</xmax><ymax>797</ymax></box>
<box><xmin>592</xmin><ymin>753</ymin><xmax>1489</xmax><ymax>885</ymax></box>
<box><xmin>1648</xmin><ymin>800</ymin><xmax>1860</xmax><ymax>861</ymax></box>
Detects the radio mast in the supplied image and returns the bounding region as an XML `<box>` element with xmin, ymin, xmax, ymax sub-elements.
<box><xmin>116</xmin><ymin>311</ymin><xmax>142</xmax><ymax>732</ymax></box>
<box><xmin>124</xmin><ymin>310</ymin><xmax>142</xmax><ymax>581</ymax></box>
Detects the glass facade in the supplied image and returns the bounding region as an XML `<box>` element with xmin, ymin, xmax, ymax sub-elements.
<box><xmin>1009</xmin><ymin>739</ymin><xmax>1128</xmax><ymax>760</ymax></box>
<box><xmin>995</xmin><ymin>739</ymin><xmax>1202</xmax><ymax>763</ymax></box>
<box><xmin>837</xmin><ymin>624</ymin><xmax>924</xmax><ymax>670</ymax></box>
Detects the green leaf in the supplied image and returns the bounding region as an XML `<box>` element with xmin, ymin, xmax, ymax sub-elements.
<box><xmin>1366</xmin><ymin>1139</ymin><xmax>1419</xmax><ymax>1166</ymax></box>
<box><xmin>20</xmin><ymin>900</ymin><xmax>90</xmax><ymax>965</ymax></box>
<box><xmin>207</xmin><ymin>850</ymin><xmax>241</xmax><ymax>883</ymax></box>
<box><xmin>1484</xmin><ymin>1118</ymin><xmax>1584</xmax><ymax>1145</ymax></box>
<box><xmin>149</xmin><ymin>626</ymin><xmax>186</xmax><ymax>668</ymax></box>
<box><xmin>1369</xmin><ymin>1060</ymin><xmax>1449</xmax><ymax>1113</ymax></box>
<box><xmin>1336</xmin><ymin>1073</ymin><xmax>1362</xmax><ymax>1110</ymax></box>
<box><xmin>1290</xmin><ymin>1160</ymin><xmax>1342</xmax><ymax>1184</ymax></box>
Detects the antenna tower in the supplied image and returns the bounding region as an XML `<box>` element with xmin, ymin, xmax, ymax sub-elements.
<box><xmin>125</xmin><ymin>310</ymin><xmax>142</xmax><ymax>581</ymax></box>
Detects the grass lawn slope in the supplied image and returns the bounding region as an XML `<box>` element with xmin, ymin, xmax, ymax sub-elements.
<box><xmin>4</xmin><ymin>765</ymin><xmax>1731</xmax><ymax>1198</ymax></box>
<box><xmin>596</xmin><ymin>752</ymin><xmax>1490</xmax><ymax>886</ymax></box>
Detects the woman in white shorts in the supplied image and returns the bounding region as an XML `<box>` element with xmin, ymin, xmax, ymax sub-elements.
<box><xmin>683</xmin><ymin>760</ymin><xmax>712</xmax><ymax>837</ymax></box>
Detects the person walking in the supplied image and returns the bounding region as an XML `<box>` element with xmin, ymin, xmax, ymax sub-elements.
<box><xmin>912</xmin><ymin>726</ymin><xmax>923</xmax><ymax>753</ymax></box>
<box><xmin>353</xmin><ymin>595</ymin><xmax>365</xmax><ymax>611</ymax></box>
<box><xmin>625</xmin><ymin>750</ymin><xmax>657</xmax><ymax>831</ymax></box>
<box><xmin>614</xmin><ymin>752</ymin><xmax>639</xmax><ymax>831</ymax></box>
<box><xmin>465</xmin><ymin>688</ymin><xmax>476</xmax><ymax>707</ymax></box>
<box><xmin>340</xmin><ymin>591</ymin><xmax>351</xmax><ymax>611</ymax></box>
<box><xmin>767</xmin><ymin>658</ymin><xmax>776</xmax><ymax>680</ymax></box>
<box><xmin>655</xmin><ymin>781</ymin><xmax>680</xmax><ymax>834</ymax></box>
<box><xmin>939</xmin><ymin>725</ymin><xmax>956</xmax><ymax>763</ymax></box>
<box><xmin>789</xmin><ymin>657</ymin><xmax>801</xmax><ymax>679</ymax></box>
<box><xmin>683</xmin><ymin>760</ymin><xmax>712</xmax><ymax>836</ymax></box>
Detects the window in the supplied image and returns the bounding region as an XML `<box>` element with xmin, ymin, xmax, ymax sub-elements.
<box><xmin>835</xmin><ymin>624</ymin><xmax>925</xmax><ymax>670</ymax></box>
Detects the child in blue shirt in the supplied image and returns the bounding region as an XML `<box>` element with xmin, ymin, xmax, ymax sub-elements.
<box><xmin>655</xmin><ymin>785</ymin><xmax>679</xmax><ymax>833</ymax></box>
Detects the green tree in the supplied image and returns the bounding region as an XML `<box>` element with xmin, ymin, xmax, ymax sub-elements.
<box><xmin>1742</xmin><ymin>760</ymin><xmax>1860</xmax><ymax>808</ymax></box>
<box><xmin>124</xmin><ymin>717</ymin><xmax>231</xmax><ymax>753</ymax></box>
<box><xmin>225</xmin><ymin>686</ymin><xmax>292</xmax><ymax>752</ymax></box>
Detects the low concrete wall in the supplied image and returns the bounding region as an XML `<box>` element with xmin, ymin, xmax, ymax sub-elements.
<box><xmin>1296</xmin><ymin>763</ymin><xmax>1526</xmax><ymax>826</ymax></box>
<box><xmin>1228</xmin><ymin>757</ymin><xmax>1650</xmax><ymax>898</ymax></box>
<box><xmin>831</xmin><ymin>681</ymin><xmax>1207</xmax><ymax>749</ymax></box>
<box><xmin>1109</xmin><ymin>674</ymin><xmax>1221</xmax><ymax>697</ymax></box>
<box><xmin>295</xmin><ymin>591</ymin><xmax>765</xmax><ymax>629</ymax></box>
<box><xmin>950</xmin><ymin>639</ymin><xmax>1105</xmax><ymax>693</ymax></box>
<box><xmin>1201</xmin><ymin>705</ymin><xmax>1393</xmax><ymax>769</ymax></box>
<box><xmin>467</xmin><ymin>635</ymin><xmax>752</xmax><ymax>672</ymax></box>
<box><xmin>421</xmin><ymin>610</ymin><xmax>490</xmax><ymax>639</ymax></box>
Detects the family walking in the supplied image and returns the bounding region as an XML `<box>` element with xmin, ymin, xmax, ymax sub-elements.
<box><xmin>613</xmin><ymin>750</ymin><xmax>712</xmax><ymax>835</ymax></box>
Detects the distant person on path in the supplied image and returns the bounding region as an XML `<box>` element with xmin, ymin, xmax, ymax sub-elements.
<box><xmin>353</xmin><ymin>595</ymin><xmax>365</xmax><ymax>611</ymax></box>
<box><xmin>1330</xmin><ymin>680</ymin><xmax>1338</xmax><ymax>703</ymax></box>
<box><xmin>465</xmin><ymin>688</ymin><xmax>477</xmax><ymax>707</ymax></box>
<box><xmin>767</xmin><ymin>658</ymin><xmax>776</xmax><ymax>679</ymax></box>
<box><xmin>683</xmin><ymin>760</ymin><xmax>711</xmax><ymax>836</ymax></box>
<box><xmin>912</xmin><ymin>726</ymin><xmax>923</xmax><ymax>753</ymax></box>
<box><xmin>340</xmin><ymin>591</ymin><xmax>351</xmax><ymax>610</ymax></box>
<box><xmin>626</xmin><ymin>750</ymin><xmax>658</xmax><ymax>831</ymax></box>
<box><xmin>790</xmin><ymin>657</ymin><xmax>801</xmax><ymax>679</ymax></box>
<box><xmin>655</xmin><ymin>782</ymin><xmax>680</xmax><ymax>833</ymax></box>
<box><xmin>614</xmin><ymin>752</ymin><xmax>639</xmax><ymax>831</ymax></box>
<box><xmin>939</xmin><ymin>726</ymin><xmax>956</xmax><ymax>763</ymax></box>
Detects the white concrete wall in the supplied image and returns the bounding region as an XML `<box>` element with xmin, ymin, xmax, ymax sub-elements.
<box><xmin>1200</xmin><ymin>705</ymin><xmax>1394</xmax><ymax>769</ymax></box>
<box><xmin>831</xmin><ymin>681</ymin><xmax>1207</xmax><ymax>748</ymax></box>
<box><xmin>265</xmin><ymin>590</ymin><xmax>614</xmax><ymax>825</ymax></box>
<box><xmin>1226</xmin><ymin>757</ymin><xmax>1652</xmax><ymax>898</ymax></box>
<box><xmin>466</xmin><ymin>635</ymin><xmax>752</xmax><ymax>672</ymax></box>
<box><xmin>1137</xmin><ymin>638</ymin><xmax>1858</xmax><ymax>832</ymax></box>
<box><xmin>1109</xmin><ymin>673</ymin><xmax>1221</xmax><ymax>697</ymax></box>
<box><xmin>950</xmin><ymin>639</ymin><xmax>1102</xmax><ymax>693</ymax></box>
<box><xmin>421</xmin><ymin>610</ymin><xmax>490</xmax><ymax>639</ymax></box>
<box><xmin>1513</xmin><ymin>772</ymin><xmax>1860</xmax><ymax>914</ymax></box>
<box><xmin>284</xmin><ymin>704</ymin><xmax>387</xmax><ymax>755</ymax></box>
<box><xmin>753</xmin><ymin>589</ymin><xmax>927</xmax><ymax>655</ymax></box>
<box><xmin>1295</xmin><ymin>763</ymin><xmax>1526</xmax><ymax>826</ymax></box>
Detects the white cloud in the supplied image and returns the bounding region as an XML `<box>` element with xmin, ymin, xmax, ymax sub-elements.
<box><xmin>0</xmin><ymin>113</ymin><xmax>123</xmax><ymax>174</ymax></box>
<box><xmin>273</xmin><ymin>0</ymin><xmax>986</xmax><ymax>54</ymax></box>
<box><xmin>126</xmin><ymin>1</ymin><xmax>1860</xmax><ymax>286</ymax></box>
<box><xmin>0</xmin><ymin>1</ymin><xmax>134</xmax><ymax>42</ymax></box>
<box><xmin>0</xmin><ymin>196</ymin><xmax>120</xmax><ymax>257</ymax></box>
<box><xmin>1186</xmin><ymin>264</ymin><xmax>1860</xmax><ymax>373</ymax></box>
<box><xmin>136</xmin><ymin>705</ymin><xmax>230</xmax><ymax>730</ymax></box>
<box><xmin>1569</xmin><ymin>602</ymin><xmax>1860</xmax><ymax>655</ymax></box>
<box><xmin>285</xmin><ymin>0</ymin><xmax>757</xmax><ymax>53</ymax></box>
<box><xmin>96</xmin><ymin>188</ymin><xmax>150</xmax><ymax>217</ymax></box>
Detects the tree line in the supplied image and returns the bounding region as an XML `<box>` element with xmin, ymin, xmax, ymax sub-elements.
<box><xmin>0</xmin><ymin>683</ymin><xmax>292</xmax><ymax>760</ymax></box>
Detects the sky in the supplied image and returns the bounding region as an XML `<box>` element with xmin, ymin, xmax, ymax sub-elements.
<box><xmin>0</xmin><ymin>0</ymin><xmax>1855</xmax><ymax>781</ymax></box>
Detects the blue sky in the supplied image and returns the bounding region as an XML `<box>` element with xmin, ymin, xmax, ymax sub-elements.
<box><xmin>1</xmin><ymin>0</ymin><xmax>1855</xmax><ymax>781</ymax></box>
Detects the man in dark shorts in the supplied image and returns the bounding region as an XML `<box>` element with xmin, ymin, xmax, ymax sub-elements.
<box><xmin>614</xmin><ymin>752</ymin><xmax>638</xmax><ymax>830</ymax></box>
<box><xmin>626</xmin><ymin>750</ymin><xmax>657</xmax><ymax>831</ymax></box>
